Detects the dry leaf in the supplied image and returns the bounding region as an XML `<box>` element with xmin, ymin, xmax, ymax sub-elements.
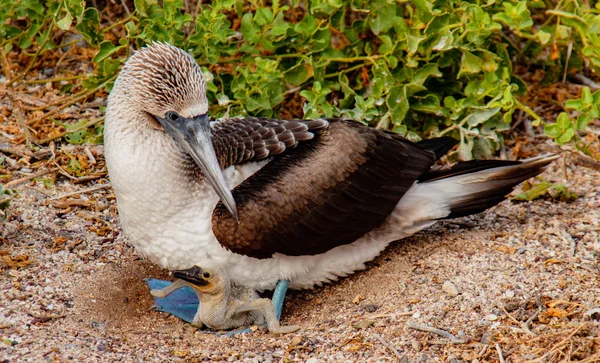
<box><xmin>352</xmin><ymin>294</ymin><xmax>365</xmax><ymax>304</ymax></box>
<box><xmin>544</xmin><ymin>258</ymin><xmax>565</xmax><ymax>265</ymax></box>
<box><xmin>496</xmin><ymin>245</ymin><xmax>516</xmax><ymax>254</ymax></box>
<box><xmin>173</xmin><ymin>349</ymin><xmax>188</xmax><ymax>358</ymax></box>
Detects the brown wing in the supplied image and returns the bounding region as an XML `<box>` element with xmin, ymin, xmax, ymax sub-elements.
<box><xmin>211</xmin><ymin>119</ymin><xmax>437</xmax><ymax>259</ymax></box>
<box><xmin>211</xmin><ymin>117</ymin><xmax>328</xmax><ymax>169</ymax></box>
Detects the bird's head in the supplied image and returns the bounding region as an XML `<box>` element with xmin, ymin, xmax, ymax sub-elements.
<box><xmin>172</xmin><ymin>266</ymin><xmax>226</xmax><ymax>296</ymax></box>
<box><xmin>107</xmin><ymin>42</ymin><xmax>238</xmax><ymax>218</ymax></box>
<box><xmin>111</xmin><ymin>42</ymin><xmax>208</xmax><ymax>126</ymax></box>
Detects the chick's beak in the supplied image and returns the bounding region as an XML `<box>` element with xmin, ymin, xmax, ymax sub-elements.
<box><xmin>172</xmin><ymin>266</ymin><xmax>209</xmax><ymax>286</ymax></box>
<box><xmin>154</xmin><ymin>111</ymin><xmax>238</xmax><ymax>220</ymax></box>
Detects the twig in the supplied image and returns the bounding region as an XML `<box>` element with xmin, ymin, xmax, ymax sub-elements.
<box><xmin>558</xmin><ymin>228</ymin><xmax>577</xmax><ymax>257</ymax></box>
<box><xmin>522</xmin><ymin>308</ymin><xmax>540</xmax><ymax>336</ymax></box>
<box><xmin>27</xmin><ymin>77</ymin><xmax>115</xmax><ymax>126</ymax></box>
<box><xmin>84</xmin><ymin>146</ymin><xmax>96</xmax><ymax>165</ymax></box>
<box><xmin>24</xmin><ymin>74</ymin><xmax>87</xmax><ymax>85</ymax></box>
<box><xmin>501</xmin><ymin>305</ymin><xmax>522</xmax><ymax>326</ymax></box>
<box><xmin>572</xmin><ymin>153</ymin><xmax>600</xmax><ymax>172</ymax></box>
<box><xmin>44</xmin><ymin>199</ymin><xmax>95</xmax><ymax>208</ymax></box>
<box><xmin>495</xmin><ymin>343</ymin><xmax>506</xmax><ymax>363</ymax></box>
<box><xmin>527</xmin><ymin>325</ymin><xmax>583</xmax><ymax>362</ymax></box>
<box><xmin>44</xmin><ymin>183</ymin><xmax>111</xmax><ymax>202</ymax></box>
<box><xmin>406</xmin><ymin>322</ymin><xmax>464</xmax><ymax>343</ymax></box>
<box><xmin>4</xmin><ymin>168</ymin><xmax>58</xmax><ymax>188</ymax></box>
<box><xmin>562</xmin><ymin>41</ymin><xmax>572</xmax><ymax>84</ymax></box>
<box><xmin>572</xmin><ymin>74</ymin><xmax>600</xmax><ymax>90</ymax></box>
<box><xmin>0</xmin><ymin>144</ymin><xmax>34</xmax><ymax>158</ymax></box>
<box><xmin>371</xmin><ymin>333</ymin><xmax>404</xmax><ymax>360</ymax></box>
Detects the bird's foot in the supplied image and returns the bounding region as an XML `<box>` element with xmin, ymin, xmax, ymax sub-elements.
<box><xmin>268</xmin><ymin>324</ymin><xmax>300</xmax><ymax>334</ymax></box>
<box><xmin>145</xmin><ymin>278</ymin><xmax>198</xmax><ymax>324</ymax></box>
<box><xmin>272</xmin><ymin>279</ymin><xmax>289</xmax><ymax>321</ymax></box>
<box><xmin>145</xmin><ymin>278</ymin><xmax>292</xmax><ymax>334</ymax></box>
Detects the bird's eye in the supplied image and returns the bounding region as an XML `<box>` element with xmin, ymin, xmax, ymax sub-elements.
<box><xmin>202</xmin><ymin>272</ymin><xmax>211</xmax><ymax>279</ymax></box>
<box><xmin>167</xmin><ymin>112</ymin><xmax>179</xmax><ymax>121</ymax></box>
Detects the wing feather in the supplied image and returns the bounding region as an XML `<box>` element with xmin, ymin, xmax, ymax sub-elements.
<box><xmin>211</xmin><ymin>117</ymin><xmax>328</xmax><ymax>168</ymax></box>
<box><xmin>211</xmin><ymin>119</ymin><xmax>437</xmax><ymax>259</ymax></box>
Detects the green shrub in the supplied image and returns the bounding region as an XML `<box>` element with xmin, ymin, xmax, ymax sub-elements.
<box><xmin>2</xmin><ymin>0</ymin><xmax>599</xmax><ymax>158</ymax></box>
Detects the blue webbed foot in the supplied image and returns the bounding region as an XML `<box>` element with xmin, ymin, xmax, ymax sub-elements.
<box><xmin>145</xmin><ymin>278</ymin><xmax>291</xmax><ymax>335</ymax></box>
<box><xmin>145</xmin><ymin>278</ymin><xmax>198</xmax><ymax>324</ymax></box>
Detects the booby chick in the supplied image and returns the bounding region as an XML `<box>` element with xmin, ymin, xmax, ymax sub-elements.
<box><xmin>150</xmin><ymin>266</ymin><xmax>299</xmax><ymax>334</ymax></box>
<box><xmin>105</xmin><ymin>42</ymin><xmax>558</xmax><ymax>326</ymax></box>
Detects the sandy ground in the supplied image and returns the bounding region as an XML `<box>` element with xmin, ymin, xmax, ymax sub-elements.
<box><xmin>1</xmin><ymin>152</ymin><xmax>599</xmax><ymax>362</ymax></box>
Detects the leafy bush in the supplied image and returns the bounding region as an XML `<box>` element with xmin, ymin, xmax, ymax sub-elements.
<box><xmin>2</xmin><ymin>0</ymin><xmax>600</xmax><ymax>159</ymax></box>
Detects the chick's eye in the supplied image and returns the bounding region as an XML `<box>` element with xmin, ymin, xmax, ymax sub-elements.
<box><xmin>202</xmin><ymin>272</ymin><xmax>211</xmax><ymax>279</ymax></box>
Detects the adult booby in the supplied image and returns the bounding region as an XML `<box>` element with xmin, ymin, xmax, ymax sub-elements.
<box><xmin>104</xmin><ymin>42</ymin><xmax>557</xmax><ymax>326</ymax></box>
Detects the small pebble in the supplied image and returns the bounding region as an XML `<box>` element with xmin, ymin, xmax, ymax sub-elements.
<box><xmin>362</xmin><ymin>304</ymin><xmax>379</xmax><ymax>313</ymax></box>
<box><xmin>480</xmin><ymin>332</ymin><xmax>491</xmax><ymax>344</ymax></box>
<box><xmin>484</xmin><ymin>314</ymin><xmax>498</xmax><ymax>321</ymax></box>
<box><xmin>306</xmin><ymin>358</ymin><xmax>318</xmax><ymax>363</ymax></box>
<box><xmin>442</xmin><ymin>281</ymin><xmax>459</xmax><ymax>296</ymax></box>
<box><xmin>352</xmin><ymin>319</ymin><xmax>374</xmax><ymax>329</ymax></box>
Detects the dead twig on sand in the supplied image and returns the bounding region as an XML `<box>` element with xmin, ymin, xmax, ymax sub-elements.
<box><xmin>4</xmin><ymin>168</ymin><xmax>58</xmax><ymax>188</ymax></box>
<box><xmin>370</xmin><ymin>334</ymin><xmax>404</xmax><ymax>360</ymax></box>
<box><xmin>406</xmin><ymin>322</ymin><xmax>465</xmax><ymax>343</ymax></box>
<box><xmin>572</xmin><ymin>153</ymin><xmax>600</xmax><ymax>172</ymax></box>
<box><xmin>44</xmin><ymin>184</ymin><xmax>111</xmax><ymax>202</ymax></box>
<box><xmin>496</xmin><ymin>343</ymin><xmax>506</xmax><ymax>363</ymax></box>
<box><xmin>522</xmin><ymin>308</ymin><xmax>540</xmax><ymax>336</ymax></box>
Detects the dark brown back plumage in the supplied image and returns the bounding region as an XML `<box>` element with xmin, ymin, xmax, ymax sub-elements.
<box><xmin>211</xmin><ymin>119</ymin><xmax>436</xmax><ymax>258</ymax></box>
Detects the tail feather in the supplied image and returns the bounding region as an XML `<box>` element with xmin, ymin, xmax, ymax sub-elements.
<box><xmin>416</xmin><ymin>155</ymin><xmax>560</xmax><ymax>219</ymax></box>
<box><xmin>415</xmin><ymin>137</ymin><xmax>459</xmax><ymax>160</ymax></box>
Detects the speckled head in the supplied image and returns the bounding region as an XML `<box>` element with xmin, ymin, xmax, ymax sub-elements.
<box><xmin>108</xmin><ymin>42</ymin><xmax>208</xmax><ymax>129</ymax></box>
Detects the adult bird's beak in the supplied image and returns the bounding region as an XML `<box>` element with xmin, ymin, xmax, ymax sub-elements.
<box><xmin>155</xmin><ymin>111</ymin><xmax>238</xmax><ymax>220</ymax></box>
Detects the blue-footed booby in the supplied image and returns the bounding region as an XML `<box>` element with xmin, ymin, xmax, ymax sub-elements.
<box><xmin>104</xmin><ymin>42</ymin><xmax>558</xmax><ymax>329</ymax></box>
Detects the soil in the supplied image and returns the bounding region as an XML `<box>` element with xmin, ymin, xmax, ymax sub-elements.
<box><xmin>1</xmin><ymin>150</ymin><xmax>599</xmax><ymax>362</ymax></box>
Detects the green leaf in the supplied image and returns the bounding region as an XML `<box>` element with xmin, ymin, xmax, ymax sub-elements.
<box><xmin>513</xmin><ymin>180</ymin><xmax>578</xmax><ymax>202</ymax></box>
<box><xmin>386</xmin><ymin>86</ymin><xmax>409</xmax><ymax>125</ymax></box>
<box><xmin>56</xmin><ymin>12</ymin><xmax>73</xmax><ymax>30</ymax></box>
<box><xmin>543</xmin><ymin>123</ymin><xmax>560</xmax><ymax>138</ymax></box>
<box><xmin>492</xmin><ymin>1</ymin><xmax>533</xmax><ymax>31</ymax></box>
<box><xmin>458</xmin><ymin>139</ymin><xmax>473</xmax><ymax>161</ymax></box>
<box><xmin>556</xmin><ymin>112</ymin><xmax>570</xmax><ymax>130</ymax></box>
<box><xmin>255</xmin><ymin>8</ymin><xmax>273</xmax><ymax>26</ymax></box>
<box><xmin>411</xmin><ymin>0</ymin><xmax>434</xmax><ymax>23</ymax></box>
<box><xmin>294</xmin><ymin>15</ymin><xmax>318</xmax><ymax>38</ymax></box>
<box><xmin>513</xmin><ymin>181</ymin><xmax>552</xmax><ymax>201</ymax></box>
<box><xmin>464</xmin><ymin>107</ymin><xmax>501</xmax><ymax>127</ymax></box>
<box><xmin>92</xmin><ymin>41</ymin><xmax>125</xmax><ymax>63</ymax></box>
<box><xmin>458</xmin><ymin>51</ymin><xmax>483</xmax><ymax>77</ymax></box>
<box><xmin>581</xmin><ymin>86</ymin><xmax>593</xmax><ymax>106</ymax></box>
<box><xmin>370</xmin><ymin>2</ymin><xmax>397</xmax><ymax>35</ymax></box>
<box><xmin>557</xmin><ymin>126</ymin><xmax>575</xmax><ymax>144</ymax></box>
<box><xmin>75</xmin><ymin>8</ymin><xmax>102</xmax><ymax>45</ymax></box>
<box><xmin>284</xmin><ymin>61</ymin><xmax>312</xmax><ymax>85</ymax></box>
<box><xmin>241</xmin><ymin>13</ymin><xmax>261</xmax><ymax>44</ymax></box>
<box><xmin>576</xmin><ymin>114</ymin><xmax>592</xmax><ymax>131</ymax></box>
